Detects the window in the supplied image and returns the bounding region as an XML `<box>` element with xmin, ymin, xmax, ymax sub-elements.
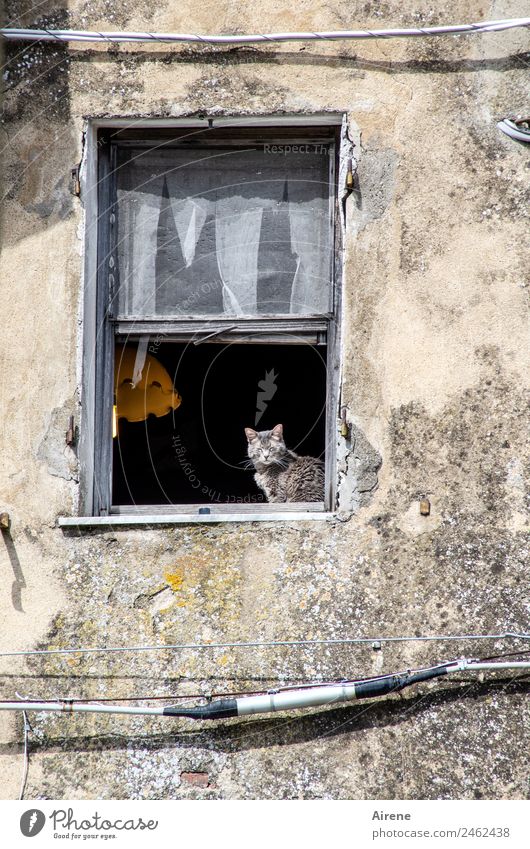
<box><xmin>83</xmin><ymin>120</ymin><xmax>342</xmax><ymax>518</ymax></box>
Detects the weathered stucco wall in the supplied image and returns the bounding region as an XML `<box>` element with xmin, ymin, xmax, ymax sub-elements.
<box><xmin>0</xmin><ymin>1</ymin><xmax>528</xmax><ymax>799</ymax></box>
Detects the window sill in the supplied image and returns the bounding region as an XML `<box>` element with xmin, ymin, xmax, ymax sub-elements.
<box><xmin>58</xmin><ymin>511</ymin><xmax>336</xmax><ymax>528</ymax></box>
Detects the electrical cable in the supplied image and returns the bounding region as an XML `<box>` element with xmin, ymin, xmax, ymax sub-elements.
<box><xmin>1</xmin><ymin>657</ymin><xmax>528</xmax><ymax>721</ymax></box>
<box><xmin>0</xmin><ymin>662</ymin><xmax>457</xmax><ymax>704</ymax></box>
<box><xmin>3</xmin><ymin>649</ymin><xmax>528</xmax><ymax>705</ymax></box>
<box><xmin>0</xmin><ymin>661</ymin><xmax>460</xmax><ymax>704</ymax></box>
<box><xmin>497</xmin><ymin>118</ymin><xmax>530</xmax><ymax>143</ymax></box>
<box><xmin>479</xmin><ymin>647</ymin><xmax>530</xmax><ymax>663</ymax></box>
<box><xmin>1</xmin><ymin>18</ymin><xmax>529</xmax><ymax>46</ymax></box>
<box><xmin>18</xmin><ymin>710</ymin><xmax>31</xmax><ymax>801</ymax></box>
<box><xmin>0</xmin><ymin>651</ymin><xmax>530</xmax><ymax>719</ymax></box>
<box><xmin>0</xmin><ymin>631</ymin><xmax>528</xmax><ymax>659</ymax></box>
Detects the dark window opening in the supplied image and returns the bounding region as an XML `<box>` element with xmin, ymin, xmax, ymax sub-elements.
<box><xmin>112</xmin><ymin>341</ymin><xmax>327</xmax><ymax>506</ymax></box>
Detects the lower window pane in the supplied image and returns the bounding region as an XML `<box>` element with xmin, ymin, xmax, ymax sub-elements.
<box><xmin>112</xmin><ymin>340</ymin><xmax>327</xmax><ymax>506</ymax></box>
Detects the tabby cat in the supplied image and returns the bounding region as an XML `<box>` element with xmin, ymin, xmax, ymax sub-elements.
<box><xmin>245</xmin><ymin>423</ymin><xmax>325</xmax><ymax>503</ymax></box>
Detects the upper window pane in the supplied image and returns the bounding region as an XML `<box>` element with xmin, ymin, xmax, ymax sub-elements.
<box><xmin>115</xmin><ymin>144</ymin><xmax>333</xmax><ymax>316</ymax></box>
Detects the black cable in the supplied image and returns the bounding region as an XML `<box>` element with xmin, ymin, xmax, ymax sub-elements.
<box><xmin>4</xmin><ymin>653</ymin><xmax>528</xmax><ymax>708</ymax></box>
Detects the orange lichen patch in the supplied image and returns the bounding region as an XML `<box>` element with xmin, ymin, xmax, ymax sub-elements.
<box><xmin>170</xmin><ymin>554</ymin><xmax>199</xmax><ymax>571</ymax></box>
<box><xmin>164</xmin><ymin>570</ymin><xmax>184</xmax><ymax>592</ymax></box>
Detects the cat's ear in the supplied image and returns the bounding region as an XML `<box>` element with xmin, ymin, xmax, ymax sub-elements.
<box><xmin>245</xmin><ymin>427</ymin><xmax>258</xmax><ymax>443</ymax></box>
<box><xmin>271</xmin><ymin>424</ymin><xmax>283</xmax><ymax>441</ymax></box>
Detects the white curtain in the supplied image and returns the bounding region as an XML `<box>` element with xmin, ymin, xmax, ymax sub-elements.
<box><xmin>117</xmin><ymin>175</ymin><xmax>163</xmax><ymax>315</ymax></box>
<box><xmin>289</xmin><ymin>198</ymin><xmax>330</xmax><ymax>314</ymax></box>
<box><xmin>215</xmin><ymin>199</ymin><xmax>263</xmax><ymax>314</ymax></box>
<box><xmin>116</xmin><ymin>148</ymin><xmax>331</xmax><ymax>317</ymax></box>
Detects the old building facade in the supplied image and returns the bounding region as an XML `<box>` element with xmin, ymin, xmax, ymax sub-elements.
<box><xmin>0</xmin><ymin>1</ymin><xmax>528</xmax><ymax>799</ymax></box>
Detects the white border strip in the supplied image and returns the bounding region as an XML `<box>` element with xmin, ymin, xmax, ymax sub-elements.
<box><xmin>58</xmin><ymin>512</ymin><xmax>335</xmax><ymax>526</ymax></box>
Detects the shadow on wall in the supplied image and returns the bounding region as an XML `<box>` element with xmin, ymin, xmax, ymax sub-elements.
<box><xmin>61</xmin><ymin>45</ymin><xmax>529</xmax><ymax>75</ymax></box>
<box><xmin>1</xmin><ymin>6</ymin><xmax>73</xmax><ymax>248</ymax></box>
<box><xmin>1</xmin><ymin>526</ymin><xmax>26</xmax><ymax>612</ymax></box>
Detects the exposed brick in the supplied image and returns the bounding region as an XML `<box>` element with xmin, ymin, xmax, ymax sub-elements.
<box><xmin>181</xmin><ymin>771</ymin><xmax>209</xmax><ymax>788</ymax></box>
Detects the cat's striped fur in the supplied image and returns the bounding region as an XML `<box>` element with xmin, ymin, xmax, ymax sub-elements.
<box><xmin>245</xmin><ymin>423</ymin><xmax>324</xmax><ymax>503</ymax></box>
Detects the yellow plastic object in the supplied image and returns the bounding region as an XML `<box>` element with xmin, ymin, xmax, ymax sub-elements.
<box><xmin>114</xmin><ymin>345</ymin><xmax>181</xmax><ymax>428</ymax></box>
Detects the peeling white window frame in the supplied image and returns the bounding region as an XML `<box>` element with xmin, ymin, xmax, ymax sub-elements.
<box><xmin>72</xmin><ymin>113</ymin><xmax>354</xmax><ymax>525</ymax></box>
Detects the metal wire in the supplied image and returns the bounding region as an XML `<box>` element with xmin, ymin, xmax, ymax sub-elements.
<box><xmin>0</xmin><ymin>664</ymin><xmax>448</xmax><ymax>705</ymax></box>
<box><xmin>18</xmin><ymin>710</ymin><xmax>31</xmax><ymax>801</ymax></box>
<box><xmin>1</xmin><ymin>18</ymin><xmax>529</xmax><ymax>46</ymax></box>
<box><xmin>0</xmin><ymin>632</ymin><xmax>528</xmax><ymax>659</ymax></box>
<box><xmin>1</xmin><ymin>658</ymin><xmax>529</xmax><ymax>721</ymax></box>
<box><xmin>497</xmin><ymin>118</ymin><xmax>530</xmax><ymax>143</ymax></box>
<box><xmin>0</xmin><ymin>649</ymin><xmax>527</xmax><ymax>728</ymax></box>
<box><xmin>3</xmin><ymin>649</ymin><xmax>528</xmax><ymax>705</ymax></box>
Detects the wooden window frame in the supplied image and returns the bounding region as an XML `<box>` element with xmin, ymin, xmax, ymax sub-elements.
<box><xmin>78</xmin><ymin>117</ymin><xmax>344</xmax><ymax>520</ymax></box>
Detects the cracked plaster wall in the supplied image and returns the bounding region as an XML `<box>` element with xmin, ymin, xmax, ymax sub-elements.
<box><xmin>0</xmin><ymin>1</ymin><xmax>528</xmax><ymax>800</ymax></box>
